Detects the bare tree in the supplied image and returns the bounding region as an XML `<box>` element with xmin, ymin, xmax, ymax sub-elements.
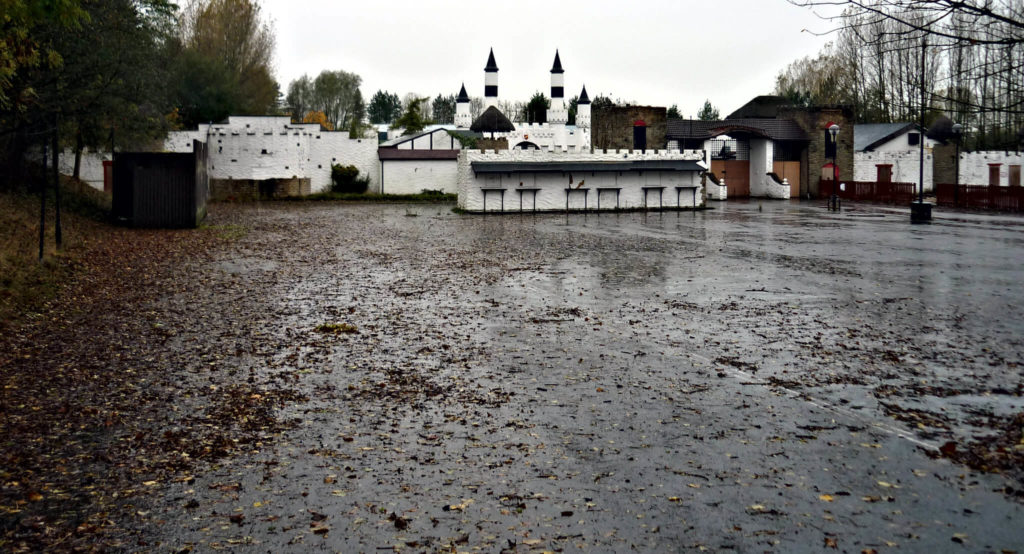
<box><xmin>784</xmin><ymin>0</ymin><xmax>1024</xmax><ymax>146</ymax></box>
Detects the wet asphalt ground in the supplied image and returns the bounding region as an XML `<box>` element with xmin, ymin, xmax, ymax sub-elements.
<box><xmin>142</xmin><ymin>199</ymin><xmax>1024</xmax><ymax>552</ymax></box>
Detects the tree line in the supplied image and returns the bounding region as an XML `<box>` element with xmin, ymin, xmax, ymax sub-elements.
<box><xmin>780</xmin><ymin>0</ymin><xmax>1024</xmax><ymax>150</ymax></box>
<box><xmin>0</xmin><ymin>0</ymin><xmax>284</xmax><ymax>186</ymax></box>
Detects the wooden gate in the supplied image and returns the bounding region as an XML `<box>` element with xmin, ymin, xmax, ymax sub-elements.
<box><xmin>772</xmin><ymin>161</ymin><xmax>801</xmax><ymax>197</ymax></box>
<box><xmin>711</xmin><ymin>160</ymin><xmax>750</xmax><ymax>197</ymax></box>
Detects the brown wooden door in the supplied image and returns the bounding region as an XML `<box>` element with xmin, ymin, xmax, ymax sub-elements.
<box><xmin>876</xmin><ymin>164</ymin><xmax>893</xmax><ymax>184</ymax></box>
<box><xmin>989</xmin><ymin>164</ymin><xmax>1001</xmax><ymax>186</ymax></box>
<box><xmin>1010</xmin><ymin>165</ymin><xmax>1021</xmax><ymax>187</ymax></box>
<box><xmin>723</xmin><ymin>160</ymin><xmax>749</xmax><ymax>197</ymax></box>
<box><xmin>773</xmin><ymin>161</ymin><xmax>801</xmax><ymax>197</ymax></box>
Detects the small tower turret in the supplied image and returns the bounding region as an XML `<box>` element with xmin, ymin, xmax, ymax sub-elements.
<box><xmin>575</xmin><ymin>85</ymin><xmax>591</xmax><ymax>129</ymax></box>
<box><xmin>484</xmin><ymin>48</ymin><xmax>499</xmax><ymax>109</ymax></box>
<box><xmin>455</xmin><ymin>83</ymin><xmax>472</xmax><ymax>128</ymax></box>
<box><xmin>547</xmin><ymin>50</ymin><xmax>568</xmax><ymax>125</ymax></box>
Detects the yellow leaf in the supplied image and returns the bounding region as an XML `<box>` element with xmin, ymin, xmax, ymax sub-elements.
<box><xmin>819</xmin><ymin>494</ymin><xmax>835</xmax><ymax>502</ymax></box>
<box><xmin>688</xmin><ymin>483</ymin><xmax>700</xmax><ymax>489</ymax></box>
<box><xmin>142</xmin><ymin>480</ymin><xmax>158</xmax><ymax>486</ymax></box>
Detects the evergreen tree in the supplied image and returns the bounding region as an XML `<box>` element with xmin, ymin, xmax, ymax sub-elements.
<box><xmin>431</xmin><ymin>93</ymin><xmax>456</xmax><ymax>125</ymax></box>
<box><xmin>367</xmin><ymin>90</ymin><xmax>401</xmax><ymax>124</ymax></box>
<box><xmin>697</xmin><ymin>100</ymin><xmax>720</xmax><ymax>121</ymax></box>
<box><xmin>392</xmin><ymin>97</ymin><xmax>429</xmax><ymax>134</ymax></box>
<box><xmin>525</xmin><ymin>92</ymin><xmax>549</xmax><ymax>124</ymax></box>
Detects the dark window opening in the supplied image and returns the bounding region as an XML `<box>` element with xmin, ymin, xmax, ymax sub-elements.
<box><xmin>824</xmin><ymin>129</ymin><xmax>837</xmax><ymax>158</ymax></box>
<box><xmin>908</xmin><ymin>132</ymin><xmax>920</xmax><ymax>146</ymax></box>
<box><xmin>633</xmin><ymin>125</ymin><xmax>647</xmax><ymax>152</ymax></box>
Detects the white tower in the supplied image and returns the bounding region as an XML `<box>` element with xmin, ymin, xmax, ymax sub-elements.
<box><xmin>455</xmin><ymin>83</ymin><xmax>471</xmax><ymax>128</ymax></box>
<box><xmin>575</xmin><ymin>85</ymin><xmax>591</xmax><ymax>129</ymax></box>
<box><xmin>484</xmin><ymin>48</ymin><xmax>498</xmax><ymax>109</ymax></box>
<box><xmin>547</xmin><ymin>50</ymin><xmax>568</xmax><ymax>125</ymax></box>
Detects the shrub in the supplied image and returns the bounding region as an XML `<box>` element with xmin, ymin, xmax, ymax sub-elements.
<box><xmin>330</xmin><ymin>164</ymin><xmax>369</xmax><ymax>194</ymax></box>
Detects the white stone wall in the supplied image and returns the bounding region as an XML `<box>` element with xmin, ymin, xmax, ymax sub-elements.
<box><xmin>495</xmin><ymin>122</ymin><xmax>591</xmax><ymax>152</ymax></box>
<box><xmin>576</xmin><ymin>104</ymin><xmax>591</xmax><ymax>129</ymax></box>
<box><xmin>748</xmin><ymin>139</ymin><xmax>788</xmax><ymax>198</ymax></box>
<box><xmin>457</xmin><ymin>149</ymin><xmax>705</xmax><ymax>212</ymax></box>
<box><xmin>165</xmin><ymin>116</ymin><xmax>380</xmax><ymax>193</ymax></box>
<box><xmin>381</xmin><ymin>160</ymin><xmax>458</xmax><ymax>195</ymax></box>
<box><xmin>958</xmin><ymin>151</ymin><xmax>1023</xmax><ymax>186</ymax></box>
<box><xmin>57</xmin><ymin>148</ymin><xmax>110</xmax><ymax>190</ymax></box>
<box><xmin>855</xmin><ymin>150</ymin><xmax>934</xmax><ymax>192</ymax></box>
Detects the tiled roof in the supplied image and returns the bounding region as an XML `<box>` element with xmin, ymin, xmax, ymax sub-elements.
<box><xmin>378</xmin><ymin>149</ymin><xmax>459</xmax><ymax>160</ymax></box>
<box><xmin>471</xmin><ymin>160</ymin><xmax>704</xmax><ymax>174</ymax></box>
<box><xmin>666</xmin><ymin>119</ymin><xmax>808</xmax><ymax>141</ymax></box>
<box><xmin>855</xmin><ymin>123</ymin><xmax>917</xmax><ymax>151</ymax></box>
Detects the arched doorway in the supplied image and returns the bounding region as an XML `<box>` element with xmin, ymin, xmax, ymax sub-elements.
<box><xmin>514</xmin><ymin>141</ymin><xmax>539</xmax><ymax>150</ymax></box>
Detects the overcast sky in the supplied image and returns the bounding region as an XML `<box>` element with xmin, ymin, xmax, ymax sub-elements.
<box><xmin>262</xmin><ymin>0</ymin><xmax>841</xmax><ymax>117</ymax></box>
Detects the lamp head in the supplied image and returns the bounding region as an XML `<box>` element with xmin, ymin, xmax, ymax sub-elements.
<box><xmin>828</xmin><ymin>124</ymin><xmax>840</xmax><ymax>139</ymax></box>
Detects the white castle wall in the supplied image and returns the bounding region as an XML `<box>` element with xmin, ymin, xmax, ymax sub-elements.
<box><xmin>56</xmin><ymin>148</ymin><xmax>110</xmax><ymax>190</ymax></box>
<box><xmin>494</xmin><ymin>122</ymin><xmax>591</xmax><ymax>152</ymax></box>
<box><xmin>381</xmin><ymin>160</ymin><xmax>459</xmax><ymax>195</ymax></box>
<box><xmin>165</xmin><ymin>116</ymin><xmax>379</xmax><ymax>193</ymax></box>
<box><xmin>457</xmin><ymin>149</ymin><xmax>706</xmax><ymax>212</ymax></box>
<box><xmin>958</xmin><ymin>151</ymin><xmax>1023</xmax><ymax>186</ymax></box>
<box><xmin>855</xmin><ymin>150</ymin><xmax>934</xmax><ymax>192</ymax></box>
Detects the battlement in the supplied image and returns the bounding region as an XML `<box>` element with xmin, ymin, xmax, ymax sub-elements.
<box><xmin>461</xmin><ymin>148</ymin><xmax>704</xmax><ymax>162</ymax></box>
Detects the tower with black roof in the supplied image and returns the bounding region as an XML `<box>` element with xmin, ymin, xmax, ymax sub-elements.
<box><xmin>575</xmin><ymin>84</ymin><xmax>591</xmax><ymax>129</ymax></box>
<box><xmin>484</xmin><ymin>48</ymin><xmax>499</xmax><ymax>109</ymax></box>
<box><xmin>455</xmin><ymin>83</ymin><xmax>472</xmax><ymax>128</ymax></box>
<box><xmin>547</xmin><ymin>50</ymin><xmax>568</xmax><ymax>125</ymax></box>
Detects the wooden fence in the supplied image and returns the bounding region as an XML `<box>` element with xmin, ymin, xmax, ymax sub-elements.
<box><xmin>817</xmin><ymin>179</ymin><xmax>917</xmax><ymax>204</ymax></box>
<box><xmin>936</xmin><ymin>183</ymin><xmax>1024</xmax><ymax>212</ymax></box>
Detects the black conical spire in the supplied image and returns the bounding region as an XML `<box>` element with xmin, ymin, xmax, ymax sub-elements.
<box><xmin>457</xmin><ymin>83</ymin><xmax>470</xmax><ymax>103</ymax></box>
<box><xmin>551</xmin><ymin>50</ymin><xmax>564</xmax><ymax>74</ymax></box>
<box><xmin>578</xmin><ymin>85</ymin><xmax>590</xmax><ymax>104</ymax></box>
<box><xmin>485</xmin><ymin>48</ymin><xmax>498</xmax><ymax>72</ymax></box>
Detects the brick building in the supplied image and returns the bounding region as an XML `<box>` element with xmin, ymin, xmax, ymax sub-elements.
<box><xmin>591</xmin><ymin>106</ymin><xmax>667</xmax><ymax>152</ymax></box>
<box><xmin>666</xmin><ymin>96</ymin><xmax>854</xmax><ymax>199</ymax></box>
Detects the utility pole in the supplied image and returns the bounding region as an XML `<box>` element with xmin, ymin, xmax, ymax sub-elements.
<box><xmin>39</xmin><ymin>135</ymin><xmax>47</xmax><ymax>261</ymax></box>
<box><xmin>52</xmin><ymin>116</ymin><xmax>62</xmax><ymax>248</ymax></box>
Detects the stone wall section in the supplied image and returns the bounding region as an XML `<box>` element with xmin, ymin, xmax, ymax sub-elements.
<box><xmin>381</xmin><ymin>160</ymin><xmax>459</xmax><ymax>195</ymax></box>
<box><xmin>457</xmin><ymin>148</ymin><xmax>705</xmax><ymax>212</ymax></box>
<box><xmin>592</xmin><ymin>106</ymin><xmax>667</xmax><ymax>152</ymax></box>
<box><xmin>780</xmin><ymin>106</ymin><xmax>854</xmax><ymax>198</ymax></box>
<box><xmin>854</xmin><ymin>150</ymin><xmax>934</xmax><ymax>191</ymax></box>
<box><xmin>166</xmin><ymin>116</ymin><xmax>380</xmax><ymax>194</ymax></box>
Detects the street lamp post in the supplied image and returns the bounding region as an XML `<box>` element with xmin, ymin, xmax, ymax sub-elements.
<box><xmin>829</xmin><ymin>124</ymin><xmax>840</xmax><ymax>211</ymax></box>
<box><xmin>952</xmin><ymin>123</ymin><xmax>963</xmax><ymax>207</ymax></box>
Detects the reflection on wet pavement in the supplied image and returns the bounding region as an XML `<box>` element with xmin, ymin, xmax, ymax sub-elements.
<box><xmin>146</xmin><ymin>200</ymin><xmax>1023</xmax><ymax>552</ymax></box>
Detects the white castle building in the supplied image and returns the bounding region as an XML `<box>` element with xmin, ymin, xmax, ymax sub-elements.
<box><xmin>455</xmin><ymin>49</ymin><xmax>591</xmax><ymax>152</ymax></box>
